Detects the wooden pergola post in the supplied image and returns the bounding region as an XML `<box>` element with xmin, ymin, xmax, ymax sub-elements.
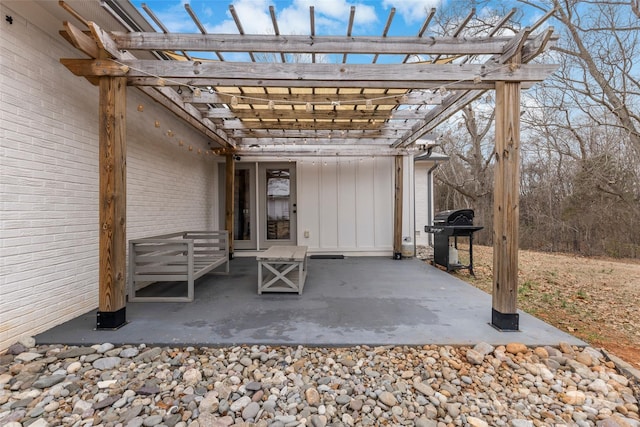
<box><xmin>393</xmin><ymin>155</ymin><xmax>403</xmax><ymax>260</ymax></box>
<box><xmin>492</xmin><ymin>75</ymin><xmax>521</xmax><ymax>331</ymax></box>
<box><xmin>96</xmin><ymin>76</ymin><xmax>127</xmax><ymax>329</ymax></box>
<box><xmin>225</xmin><ymin>154</ymin><xmax>235</xmax><ymax>259</ymax></box>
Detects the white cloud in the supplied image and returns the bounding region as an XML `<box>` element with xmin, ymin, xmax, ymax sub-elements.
<box><xmin>279</xmin><ymin>0</ymin><xmax>378</xmax><ymax>34</ymax></box>
<box><xmin>382</xmin><ymin>0</ymin><xmax>441</xmax><ymax>24</ymax></box>
<box><xmin>145</xmin><ymin>0</ymin><xmax>199</xmax><ymax>33</ymax></box>
<box><xmin>205</xmin><ymin>0</ymin><xmax>273</xmax><ymax>34</ymax></box>
<box><xmin>143</xmin><ymin>0</ymin><xmax>380</xmax><ymax>36</ymax></box>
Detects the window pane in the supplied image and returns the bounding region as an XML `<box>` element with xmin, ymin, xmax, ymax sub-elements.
<box><xmin>234</xmin><ymin>169</ymin><xmax>251</xmax><ymax>241</ymax></box>
<box><xmin>266</xmin><ymin>169</ymin><xmax>290</xmax><ymax>240</ymax></box>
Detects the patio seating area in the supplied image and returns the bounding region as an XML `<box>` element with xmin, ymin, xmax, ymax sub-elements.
<box><xmin>35</xmin><ymin>257</ymin><xmax>584</xmax><ymax>347</ymax></box>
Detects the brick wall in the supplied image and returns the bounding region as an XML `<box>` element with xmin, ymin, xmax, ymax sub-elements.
<box><xmin>0</xmin><ymin>4</ymin><xmax>218</xmax><ymax>350</ymax></box>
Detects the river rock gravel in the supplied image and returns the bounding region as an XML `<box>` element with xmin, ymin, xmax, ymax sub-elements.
<box><xmin>1</xmin><ymin>341</ymin><xmax>638</xmax><ymax>427</ymax></box>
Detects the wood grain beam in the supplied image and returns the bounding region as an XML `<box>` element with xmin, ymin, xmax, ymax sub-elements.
<box><xmin>231</xmin><ymin>129</ymin><xmax>402</xmax><ymax>139</ymax></box>
<box><xmin>184</xmin><ymin>91</ymin><xmax>442</xmax><ymax>105</ymax></box>
<box><xmin>60</xmin><ymin>59</ymin><xmax>558</xmax><ymax>87</ymax></box>
<box><xmin>207</xmin><ymin>108</ymin><xmax>401</xmax><ymax>120</ymax></box>
<box><xmin>222</xmin><ymin>119</ymin><xmax>419</xmax><ymax>131</ymax></box>
<box><xmin>112</xmin><ymin>32</ymin><xmax>519</xmax><ymax>55</ymax></box>
<box><xmin>61</xmin><ymin>21</ymin><xmax>99</xmax><ymax>58</ymax></box>
<box><xmin>235</xmin><ymin>145</ymin><xmax>414</xmax><ymax>157</ymax></box>
<box><xmin>97</xmin><ymin>76</ymin><xmax>127</xmax><ymax>328</ymax></box>
<box><xmin>237</xmin><ymin>138</ymin><xmax>395</xmax><ymax>145</ymax></box>
<box><xmin>89</xmin><ymin>21</ymin><xmax>123</xmax><ymax>59</ymax></box>
<box><xmin>393</xmin><ymin>89</ymin><xmax>486</xmax><ymax>147</ymax></box>
<box><xmin>491</xmin><ymin>79</ymin><xmax>521</xmax><ymax>331</ymax></box>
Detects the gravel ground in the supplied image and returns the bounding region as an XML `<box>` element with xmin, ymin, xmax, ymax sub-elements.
<box><xmin>1</xmin><ymin>338</ymin><xmax>639</xmax><ymax>427</ymax></box>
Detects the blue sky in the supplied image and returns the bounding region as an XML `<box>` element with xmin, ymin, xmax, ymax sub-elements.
<box><xmin>130</xmin><ymin>0</ymin><xmax>541</xmax><ymax>37</ymax></box>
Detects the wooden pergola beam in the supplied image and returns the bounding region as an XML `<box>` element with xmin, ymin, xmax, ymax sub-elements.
<box><xmin>222</xmin><ymin>119</ymin><xmax>450</xmax><ymax>132</ymax></box>
<box><xmin>59</xmin><ymin>59</ymin><xmax>558</xmax><ymax>87</ymax></box>
<box><xmin>183</xmin><ymin>91</ymin><xmax>443</xmax><ymax>106</ymax></box>
<box><xmin>237</xmin><ymin>138</ymin><xmax>397</xmax><ymax>145</ymax></box>
<box><xmin>61</xmin><ymin>21</ymin><xmax>100</xmax><ymax>58</ymax></box>
<box><xmin>222</xmin><ymin>121</ymin><xmax>389</xmax><ymax>131</ymax></box>
<box><xmin>112</xmin><ymin>32</ymin><xmax>529</xmax><ymax>55</ymax></box>
<box><xmin>207</xmin><ymin>108</ymin><xmax>441</xmax><ymax>121</ymax></box>
<box><xmin>232</xmin><ymin>130</ymin><xmax>403</xmax><ymax>139</ymax></box>
<box><xmin>393</xmin><ymin>89</ymin><xmax>487</xmax><ymax>147</ymax></box>
<box><xmin>236</xmin><ymin>145</ymin><xmax>416</xmax><ymax>157</ymax></box>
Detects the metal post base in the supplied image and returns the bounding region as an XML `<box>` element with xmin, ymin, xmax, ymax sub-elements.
<box><xmin>393</xmin><ymin>252</ymin><xmax>402</xmax><ymax>260</ymax></box>
<box><xmin>491</xmin><ymin>308</ymin><xmax>519</xmax><ymax>331</ymax></box>
<box><xmin>96</xmin><ymin>307</ymin><xmax>127</xmax><ymax>330</ymax></box>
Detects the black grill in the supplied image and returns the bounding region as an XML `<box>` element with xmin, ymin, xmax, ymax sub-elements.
<box><xmin>425</xmin><ymin>209</ymin><xmax>483</xmax><ymax>275</ymax></box>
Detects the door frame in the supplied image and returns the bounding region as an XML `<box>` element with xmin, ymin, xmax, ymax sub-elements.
<box><xmin>258</xmin><ymin>162</ymin><xmax>297</xmax><ymax>248</ymax></box>
<box><xmin>219</xmin><ymin>161</ymin><xmax>297</xmax><ymax>250</ymax></box>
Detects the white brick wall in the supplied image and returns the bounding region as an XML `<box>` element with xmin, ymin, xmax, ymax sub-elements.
<box><xmin>0</xmin><ymin>4</ymin><xmax>218</xmax><ymax>351</ymax></box>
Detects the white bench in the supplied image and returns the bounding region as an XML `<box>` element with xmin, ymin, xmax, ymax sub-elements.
<box><xmin>257</xmin><ymin>245</ymin><xmax>308</xmax><ymax>294</ymax></box>
<box><xmin>128</xmin><ymin>231</ymin><xmax>229</xmax><ymax>302</ymax></box>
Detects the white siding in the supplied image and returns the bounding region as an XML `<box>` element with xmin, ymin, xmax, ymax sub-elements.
<box><xmin>0</xmin><ymin>4</ymin><xmax>217</xmax><ymax>350</ymax></box>
<box><xmin>297</xmin><ymin>157</ymin><xmax>394</xmax><ymax>254</ymax></box>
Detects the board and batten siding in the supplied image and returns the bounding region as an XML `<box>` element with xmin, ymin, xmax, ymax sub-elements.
<box><xmin>297</xmin><ymin>157</ymin><xmax>400</xmax><ymax>254</ymax></box>
<box><xmin>0</xmin><ymin>3</ymin><xmax>217</xmax><ymax>351</ymax></box>
<box><xmin>414</xmin><ymin>162</ymin><xmax>431</xmax><ymax>247</ymax></box>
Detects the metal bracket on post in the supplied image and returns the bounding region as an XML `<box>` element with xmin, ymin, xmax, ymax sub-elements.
<box><xmin>96</xmin><ymin>307</ymin><xmax>127</xmax><ymax>330</ymax></box>
<box><xmin>491</xmin><ymin>309</ymin><xmax>519</xmax><ymax>331</ymax></box>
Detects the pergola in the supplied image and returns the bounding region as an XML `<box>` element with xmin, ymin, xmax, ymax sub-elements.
<box><xmin>57</xmin><ymin>1</ymin><xmax>558</xmax><ymax>331</ymax></box>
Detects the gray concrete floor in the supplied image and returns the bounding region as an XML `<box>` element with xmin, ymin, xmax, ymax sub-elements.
<box><xmin>36</xmin><ymin>257</ymin><xmax>584</xmax><ymax>347</ymax></box>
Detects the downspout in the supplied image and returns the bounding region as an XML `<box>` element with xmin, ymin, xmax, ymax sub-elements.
<box><xmin>426</xmin><ymin>162</ymin><xmax>440</xmax><ymax>247</ymax></box>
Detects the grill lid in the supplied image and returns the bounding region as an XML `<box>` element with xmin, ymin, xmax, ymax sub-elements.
<box><xmin>433</xmin><ymin>209</ymin><xmax>474</xmax><ymax>226</ymax></box>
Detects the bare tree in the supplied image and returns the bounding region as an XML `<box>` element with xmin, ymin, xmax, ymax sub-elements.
<box><xmin>521</xmin><ymin>0</ymin><xmax>640</xmax><ymax>158</ymax></box>
<box><xmin>429</xmin><ymin>1</ymin><xmax>640</xmax><ymax>257</ymax></box>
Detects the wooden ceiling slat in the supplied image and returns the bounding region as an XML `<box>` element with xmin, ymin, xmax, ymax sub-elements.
<box><xmin>431</xmin><ymin>8</ymin><xmax>475</xmax><ymax>64</ymax></box>
<box><xmin>342</xmin><ymin>6</ymin><xmax>356</xmax><ymax>64</ymax></box>
<box><xmin>269</xmin><ymin>6</ymin><xmax>286</xmax><ymax>63</ymax></box>
<box><xmin>184</xmin><ymin>3</ymin><xmax>224</xmax><ymax>61</ymax></box>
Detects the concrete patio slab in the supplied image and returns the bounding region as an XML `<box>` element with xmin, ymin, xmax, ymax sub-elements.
<box><xmin>35</xmin><ymin>257</ymin><xmax>585</xmax><ymax>347</ymax></box>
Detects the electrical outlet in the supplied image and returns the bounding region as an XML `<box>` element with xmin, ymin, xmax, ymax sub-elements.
<box><xmin>304</xmin><ymin>230</ymin><xmax>310</xmax><ymax>238</ymax></box>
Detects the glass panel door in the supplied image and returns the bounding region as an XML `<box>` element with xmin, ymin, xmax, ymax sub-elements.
<box><xmin>219</xmin><ymin>164</ymin><xmax>256</xmax><ymax>250</ymax></box>
<box><xmin>259</xmin><ymin>163</ymin><xmax>297</xmax><ymax>248</ymax></box>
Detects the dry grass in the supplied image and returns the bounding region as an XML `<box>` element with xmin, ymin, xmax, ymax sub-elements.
<box><xmin>444</xmin><ymin>245</ymin><xmax>640</xmax><ymax>368</ymax></box>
